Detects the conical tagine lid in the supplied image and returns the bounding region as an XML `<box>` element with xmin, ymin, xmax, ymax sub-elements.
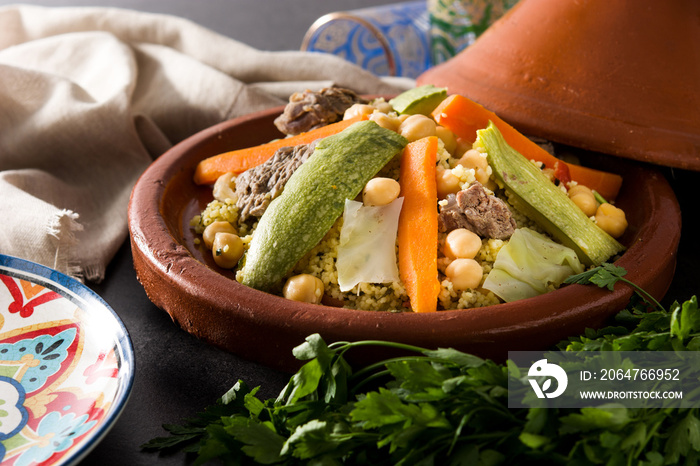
<box><xmin>418</xmin><ymin>0</ymin><xmax>700</xmax><ymax>170</ymax></box>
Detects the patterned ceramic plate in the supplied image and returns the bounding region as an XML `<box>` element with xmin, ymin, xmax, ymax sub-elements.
<box><xmin>0</xmin><ymin>254</ymin><xmax>134</xmax><ymax>466</ymax></box>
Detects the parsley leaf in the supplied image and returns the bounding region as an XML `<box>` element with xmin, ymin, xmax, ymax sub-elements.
<box><xmin>143</xmin><ymin>267</ymin><xmax>700</xmax><ymax>465</ymax></box>
<box><xmin>565</xmin><ymin>263</ymin><xmax>665</xmax><ymax>312</ymax></box>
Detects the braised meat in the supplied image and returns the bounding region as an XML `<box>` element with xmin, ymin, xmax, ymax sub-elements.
<box><xmin>235</xmin><ymin>141</ymin><xmax>317</xmax><ymax>221</ymax></box>
<box><xmin>438</xmin><ymin>182</ymin><xmax>516</xmax><ymax>239</ymax></box>
<box><xmin>273</xmin><ymin>87</ymin><xmax>367</xmax><ymax>136</ymax></box>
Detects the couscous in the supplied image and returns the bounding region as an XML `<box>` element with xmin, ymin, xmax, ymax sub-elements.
<box><xmin>190</xmin><ymin>85</ymin><xmax>627</xmax><ymax>312</ymax></box>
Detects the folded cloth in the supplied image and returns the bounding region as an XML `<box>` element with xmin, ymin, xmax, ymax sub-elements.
<box><xmin>0</xmin><ymin>5</ymin><xmax>414</xmax><ymax>282</ymax></box>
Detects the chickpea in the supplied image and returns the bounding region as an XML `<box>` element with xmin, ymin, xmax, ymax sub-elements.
<box><xmin>445</xmin><ymin>258</ymin><xmax>483</xmax><ymax>291</ymax></box>
<box><xmin>435</xmin><ymin>166</ymin><xmax>461</xmax><ymax>199</ymax></box>
<box><xmin>212</xmin><ymin>232</ymin><xmax>244</xmax><ymax>268</ymax></box>
<box><xmin>570</xmin><ymin>193</ymin><xmax>598</xmax><ymax>216</ymax></box>
<box><xmin>435</xmin><ymin>126</ymin><xmax>457</xmax><ymax>155</ymax></box>
<box><xmin>398</xmin><ymin>114</ymin><xmax>437</xmax><ymax>142</ymax></box>
<box><xmin>344</xmin><ymin>103</ymin><xmax>375</xmax><ymax>120</ymax></box>
<box><xmin>568</xmin><ymin>184</ymin><xmax>593</xmax><ymax>197</ymax></box>
<box><xmin>213</xmin><ymin>172</ymin><xmax>237</xmax><ymax>202</ymax></box>
<box><xmin>457</xmin><ymin>149</ymin><xmax>486</xmax><ymax>170</ymax></box>
<box><xmin>369</xmin><ymin>112</ymin><xmax>400</xmax><ymax>132</ymax></box>
<box><xmin>595</xmin><ymin>203</ymin><xmax>628</xmax><ymax>238</ymax></box>
<box><xmin>371</xmin><ymin>98</ymin><xmax>394</xmax><ymax>114</ymax></box>
<box><xmin>362</xmin><ymin>177</ymin><xmax>401</xmax><ymax>206</ymax></box>
<box><xmin>568</xmin><ymin>184</ymin><xmax>598</xmax><ymax>217</ymax></box>
<box><xmin>443</xmin><ymin>228</ymin><xmax>482</xmax><ymax>260</ymax></box>
<box><xmin>458</xmin><ymin>149</ymin><xmax>491</xmax><ymax>185</ymax></box>
<box><xmin>283</xmin><ymin>273</ymin><xmax>324</xmax><ymax>304</ymax></box>
<box><xmin>203</xmin><ymin>221</ymin><xmax>238</xmax><ymax>249</ymax></box>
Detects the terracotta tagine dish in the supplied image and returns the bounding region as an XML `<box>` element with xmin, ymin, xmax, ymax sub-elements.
<box><xmin>128</xmin><ymin>104</ymin><xmax>681</xmax><ymax>372</ymax></box>
<box><xmin>418</xmin><ymin>0</ymin><xmax>700</xmax><ymax>170</ymax></box>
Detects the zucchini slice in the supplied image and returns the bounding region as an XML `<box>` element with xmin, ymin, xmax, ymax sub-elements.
<box><xmin>238</xmin><ymin>120</ymin><xmax>408</xmax><ymax>291</ymax></box>
<box><xmin>389</xmin><ymin>84</ymin><xmax>447</xmax><ymax>116</ymax></box>
<box><xmin>477</xmin><ymin>122</ymin><xmax>625</xmax><ymax>266</ymax></box>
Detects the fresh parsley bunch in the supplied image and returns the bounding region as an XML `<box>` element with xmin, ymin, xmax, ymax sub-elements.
<box><xmin>142</xmin><ymin>264</ymin><xmax>700</xmax><ymax>465</ymax></box>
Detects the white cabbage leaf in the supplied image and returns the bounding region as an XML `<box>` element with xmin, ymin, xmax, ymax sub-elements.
<box><xmin>482</xmin><ymin>227</ymin><xmax>584</xmax><ymax>302</ymax></box>
<box><xmin>336</xmin><ymin>197</ymin><xmax>404</xmax><ymax>292</ymax></box>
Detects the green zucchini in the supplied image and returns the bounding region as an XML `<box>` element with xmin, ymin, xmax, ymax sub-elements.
<box><xmin>389</xmin><ymin>84</ymin><xmax>447</xmax><ymax>115</ymax></box>
<box><xmin>476</xmin><ymin>122</ymin><xmax>625</xmax><ymax>266</ymax></box>
<box><xmin>238</xmin><ymin>120</ymin><xmax>408</xmax><ymax>291</ymax></box>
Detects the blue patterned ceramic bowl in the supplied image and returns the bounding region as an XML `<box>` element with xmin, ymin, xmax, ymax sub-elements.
<box><xmin>0</xmin><ymin>255</ymin><xmax>134</xmax><ymax>466</ymax></box>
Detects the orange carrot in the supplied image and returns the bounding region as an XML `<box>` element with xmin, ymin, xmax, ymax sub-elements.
<box><xmin>193</xmin><ymin>116</ymin><xmax>363</xmax><ymax>185</ymax></box>
<box><xmin>398</xmin><ymin>136</ymin><xmax>441</xmax><ymax>313</ymax></box>
<box><xmin>432</xmin><ymin>94</ymin><xmax>623</xmax><ymax>201</ymax></box>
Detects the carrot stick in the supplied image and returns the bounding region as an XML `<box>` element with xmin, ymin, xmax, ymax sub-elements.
<box><xmin>398</xmin><ymin>136</ymin><xmax>441</xmax><ymax>313</ymax></box>
<box><xmin>193</xmin><ymin>116</ymin><xmax>363</xmax><ymax>185</ymax></box>
<box><xmin>432</xmin><ymin>94</ymin><xmax>623</xmax><ymax>201</ymax></box>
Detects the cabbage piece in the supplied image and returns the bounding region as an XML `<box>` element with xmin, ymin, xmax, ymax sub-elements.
<box><xmin>482</xmin><ymin>227</ymin><xmax>584</xmax><ymax>302</ymax></box>
<box><xmin>336</xmin><ymin>198</ymin><xmax>404</xmax><ymax>292</ymax></box>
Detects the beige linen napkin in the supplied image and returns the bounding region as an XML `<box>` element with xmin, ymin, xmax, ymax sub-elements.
<box><xmin>0</xmin><ymin>4</ymin><xmax>414</xmax><ymax>282</ymax></box>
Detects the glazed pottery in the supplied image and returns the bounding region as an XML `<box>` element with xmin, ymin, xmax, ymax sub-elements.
<box><xmin>0</xmin><ymin>254</ymin><xmax>134</xmax><ymax>464</ymax></box>
<box><xmin>417</xmin><ymin>0</ymin><xmax>700</xmax><ymax>170</ymax></box>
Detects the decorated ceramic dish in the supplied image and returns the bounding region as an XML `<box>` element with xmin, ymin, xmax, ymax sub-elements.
<box><xmin>0</xmin><ymin>255</ymin><xmax>134</xmax><ymax>466</ymax></box>
<box><xmin>128</xmin><ymin>104</ymin><xmax>681</xmax><ymax>372</ymax></box>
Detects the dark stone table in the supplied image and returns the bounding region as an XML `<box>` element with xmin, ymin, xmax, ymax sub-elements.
<box><xmin>2</xmin><ymin>1</ymin><xmax>697</xmax><ymax>464</ymax></box>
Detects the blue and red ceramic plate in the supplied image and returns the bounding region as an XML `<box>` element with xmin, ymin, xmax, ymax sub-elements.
<box><xmin>0</xmin><ymin>254</ymin><xmax>134</xmax><ymax>466</ymax></box>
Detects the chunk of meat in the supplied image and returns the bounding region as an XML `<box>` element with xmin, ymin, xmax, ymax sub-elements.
<box><xmin>438</xmin><ymin>182</ymin><xmax>516</xmax><ymax>239</ymax></box>
<box><xmin>235</xmin><ymin>141</ymin><xmax>317</xmax><ymax>221</ymax></box>
<box><xmin>273</xmin><ymin>87</ymin><xmax>367</xmax><ymax>136</ymax></box>
<box><xmin>437</xmin><ymin>195</ymin><xmax>467</xmax><ymax>233</ymax></box>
